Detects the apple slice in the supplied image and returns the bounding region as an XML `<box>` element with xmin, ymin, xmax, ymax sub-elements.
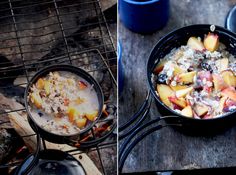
<box><xmin>187</xmin><ymin>37</ymin><xmax>205</xmax><ymax>51</ymax></box>
<box><xmin>178</xmin><ymin>71</ymin><xmax>196</xmax><ymax>84</ymax></box>
<box><xmin>176</xmin><ymin>86</ymin><xmax>193</xmax><ymax>98</ymax></box>
<box><xmin>221</xmin><ymin>70</ymin><xmax>236</xmax><ymax>87</ymax></box>
<box><xmin>216</xmin><ymin>58</ymin><xmax>229</xmax><ymax>72</ymax></box>
<box><xmin>219</xmin><ymin>96</ymin><xmax>228</xmax><ymax>112</ymax></box>
<box><xmin>221</xmin><ymin>87</ymin><xmax>236</xmax><ymax>102</ymax></box>
<box><xmin>181</xmin><ymin>106</ymin><xmax>193</xmax><ymax>117</ymax></box>
<box><xmin>153</xmin><ymin>61</ymin><xmax>166</xmax><ymax>74</ymax></box>
<box><xmin>44</xmin><ymin>80</ymin><xmax>50</xmax><ymax>95</ymax></box>
<box><xmin>78</xmin><ymin>81</ymin><xmax>87</xmax><ymax>90</ymax></box>
<box><xmin>86</xmin><ymin>110</ymin><xmax>98</xmax><ymax>121</ymax></box>
<box><xmin>170</xmin><ymin>85</ymin><xmax>188</xmax><ymax>91</ymax></box>
<box><xmin>36</xmin><ymin>78</ymin><xmax>45</xmax><ymax>89</ymax></box>
<box><xmin>212</xmin><ymin>74</ymin><xmax>227</xmax><ymax>92</ymax></box>
<box><xmin>30</xmin><ymin>92</ymin><xmax>43</xmax><ymax>109</ymax></box>
<box><xmin>157</xmin><ymin>84</ymin><xmax>174</xmax><ymax>107</ymax></box>
<box><xmin>204</xmin><ymin>33</ymin><xmax>219</xmax><ymax>52</ymax></box>
<box><xmin>168</xmin><ymin>96</ymin><xmax>187</xmax><ymax>108</ymax></box>
<box><xmin>67</xmin><ymin>106</ymin><xmax>79</xmax><ymax>122</ymax></box>
<box><xmin>193</xmin><ymin>103</ymin><xmax>209</xmax><ymax>117</ymax></box>
<box><xmin>173</xmin><ymin>64</ymin><xmax>184</xmax><ymax>75</ymax></box>
<box><xmin>76</xmin><ymin>118</ymin><xmax>87</xmax><ymax>129</ymax></box>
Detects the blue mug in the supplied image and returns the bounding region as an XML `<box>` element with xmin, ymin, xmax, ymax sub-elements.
<box><xmin>118</xmin><ymin>41</ymin><xmax>124</xmax><ymax>94</ymax></box>
<box><xmin>119</xmin><ymin>0</ymin><xmax>169</xmax><ymax>33</ymax></box>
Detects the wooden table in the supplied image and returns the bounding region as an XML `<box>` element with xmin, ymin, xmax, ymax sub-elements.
<box><xmin>119</xmin><ymin>0</ymin><xmax>236</xmax><ymax>173</ymax></box>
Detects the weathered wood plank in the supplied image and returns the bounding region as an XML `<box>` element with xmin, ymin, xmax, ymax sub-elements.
<box><xmin>100</xmin><ymin>0</ymin><xmax>116</xmax><ymax>11</ymax></box>
<box><xmin>119</xmin><ymin>0</ymin><xmax>236</xmax><ymax>173</ymax></box>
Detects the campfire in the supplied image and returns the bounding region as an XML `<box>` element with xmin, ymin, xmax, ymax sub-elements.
<box><xmin>0</xmin><ymin>0</ymin><xmax>117</xmax><ymax>174</ymax></box>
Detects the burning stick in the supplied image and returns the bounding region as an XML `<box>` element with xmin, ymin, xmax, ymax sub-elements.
<box><xmin>102</xmin><ymin>104</ymin><xmax>109</xmax><ymax>117</ymax></box>
<box><xmin>75</xmin><ymin>123</ymin><xmax>111</xmax><ymax>147</ymax></box>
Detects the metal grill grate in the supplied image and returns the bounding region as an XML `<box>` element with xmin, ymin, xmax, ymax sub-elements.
<box><xmin>0</xmin><ymin>0</ymin><xmax>117</xmax><ymax>174</ymax></box>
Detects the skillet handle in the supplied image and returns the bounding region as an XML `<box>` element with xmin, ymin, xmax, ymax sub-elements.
<box><xmin>21</xmin><ymin>123</ymin><xmax>41</xmax><ymax>175</ymax></box>
<box><xmin>119</xmin><ymin>118</ymin><xmax>162</xmax><ymax>161</ymax></box>
<box><xmin>119</xmin><ymin>116</ymin><xmax>182</xmax><ymax>173</ymax></box>
<box><xmin>119</xmin><ymin>91</ymin><xmax>152</xmax><ymax>140</ymax></box>
<box><xmin>119</xmin><ymin>123</ymin><xmax>163</xmax><ymax>173</ymax></box>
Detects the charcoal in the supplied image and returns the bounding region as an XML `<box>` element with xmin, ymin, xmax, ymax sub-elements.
<box><xmin>0</xmin><ymin>128</ymin><xmax>12</xmax><ymax>163</ymax></box>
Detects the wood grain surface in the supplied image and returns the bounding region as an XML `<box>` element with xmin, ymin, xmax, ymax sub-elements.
<box><xmin>119</xmin><ymin>0</ymin><xmax>236</xmax><ymax>173</ymax></box>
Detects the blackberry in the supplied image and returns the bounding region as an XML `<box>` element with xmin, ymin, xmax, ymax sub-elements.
<box><xmin>201</xmin><ymin>62</ymin><xmax>213</xmax><ymax>72</ymax></box>
<box><xmin>156</xmin><ymin>74</ymin><xmax>168</xmax><ymax>84</ymax></box>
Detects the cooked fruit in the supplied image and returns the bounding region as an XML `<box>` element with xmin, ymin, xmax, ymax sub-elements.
<box><xmin>193</xmin><ymin>103</ymin><xmax>209</xmax><ymax>117</ymax></box>
<box><xmin>224</xmin><ymin>99</ymin><xmax>236</xmax><ymax>112</ymax></box>
<box><xmin>181</xmin><ymin>106</ymin><xmax>193</xmax><ymax>117</ymax></box>
<box><xmin>203</xmin><ymin>114</ymin><xmax>213</xmax><ymax>119</ymax></box>
<box><xmin>203</xmin><ymin>33</ymin><xmax>219</xmax><ymax>52</ymax></box>
<box><xmin>75</xmin><ymin>98</ymin><xmax>84</xmax><ymax>105</ymax></box>
<box><xmin>178</xmin><ymin>71</ymin><xmax>196</xmax><ymax>84</ymax></box>
<box><xmin>169</xmin><ymin>96</ymin><xmax>187</xmax><ymax>108</ymax></box>
<box><xmin>156</xmin><ymin>74</ymin><xmax>168</xmax><ymax>84</ymax></box>
<box><xmin>153</xmin><ymin>61</ymin><xmax>166</xmax><ymax>74</ymax></box>
<box><xmin>30</xmin><ymin>92</ymin><xmax>43</xmax><ymax>109</ymax></box>
<box><xmin>221</xmin><ymin>87</ymin><xmax>236</xmax><ymax>102</ymax></box>
<box><xmin>203</xmin><ymin>86</ymin><xmax>212</xmax><ymax>93</ymax></box>
<box><xmin>36</xmin><ymin>78</ymin><xmax>45</xmax><ymax>89</ymax></box>
<box><xmin>170</xmin><ymin>85</ymin><xmax>188</xmax><ymax>91</ymax></box>
<box><xmin>187</xmin><ymin>37</ymin><xmax>205</xmax><ymax>51</ymax></box>
<box><xmin>157</xmin><ymin>84</ymin><xmax>174</xmax><ymax>107</ymax></box>
<box><xmin>201</xmin><ymin>62</ymin><xmax>213</xmax><ymax>72</ymax></box>
<box><xmin>216</xmin><ymin>58</ymin><xmax>229</xmax><ymax>72</ymax></box>
<box><xmin>86</xmin><ymin>111</ymin><xmax>98</xmax><ymax>121</ymax></box>
<box><xmin>67</xmin><ymin>106</ymin><xmax>79</xmax><ymax>122</ymax></box>
<box><xmin>78</xmin><ymin>81</ymin><xmax>87</xmax><ymax>90</ymax></box>
<box><xmin>76</xmin><ymin>118</ymin><xmax>87</xmax><ymax>129</ymax></box>
<box><xmin>219</xmin><ymin>96</ymin><xmax>227</xmax><ymax>112</ymax></box>
<box><xmin>221</xmin><ymin>70</ymin><xmax>236</xmax><ymax>87</ymax></box>
<box><xmin>212</xmin><ymin>74</ymin><xmax>227</xmax><ymax>91</ymax></box>
<box><xmin>173</xmin><ymin>65</ymin><xmax>184</xmax><ymax>75</ymax></box>
<box><xmin>67</xmin><ymin>78</ymin><xmax>75</xmax><ymax>85</ymax></box>
<box><xmin>176</xmin><ymin>87</ymin><xmax>193</xmax><ymax>98</ymax></box>
<box><xmin>44</xmin><ymin>80</ymin><xmax>50</xmax><ymax>95</ymax></box>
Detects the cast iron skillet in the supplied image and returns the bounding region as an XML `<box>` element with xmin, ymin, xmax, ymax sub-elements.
<box><xmin>25</xmin><ymin>64</ymin><xmax>104</xmax><ymax>144</ymax></box>
<box><xmin>147</xmin><ymin>24</ymin><xmax>236</xmax><ymax>135</ymax></box>
<box><xmin>15</xmin><ymin>149</ymin><xmax>86</xmax><ymax>175</ymax></box>
<box><xmin>119</xmin><ymin>24</ymin><xmax>236</xmax><ymax>171</ymax></box>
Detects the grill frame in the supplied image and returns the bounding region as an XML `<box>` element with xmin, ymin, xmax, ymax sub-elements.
<box><xmin>0</xmin><ymin>0</ymin><xmax>117</xmax><ymax>174</ymax></box>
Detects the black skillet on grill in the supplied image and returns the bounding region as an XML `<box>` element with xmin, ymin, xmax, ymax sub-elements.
<box><xmin>119</xmin><ymin>24</ymin><xmax>236</xmax><ymax>172</ymax></box>
<box><xmin>15</xmin><ymin>149</ymin><xmax>86</xmax><ymax>175</ymax></box>
<box><xmin>25</xmin><ymin>64</ymin><xmax>104</xmax><ymax>145</ymax></box>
